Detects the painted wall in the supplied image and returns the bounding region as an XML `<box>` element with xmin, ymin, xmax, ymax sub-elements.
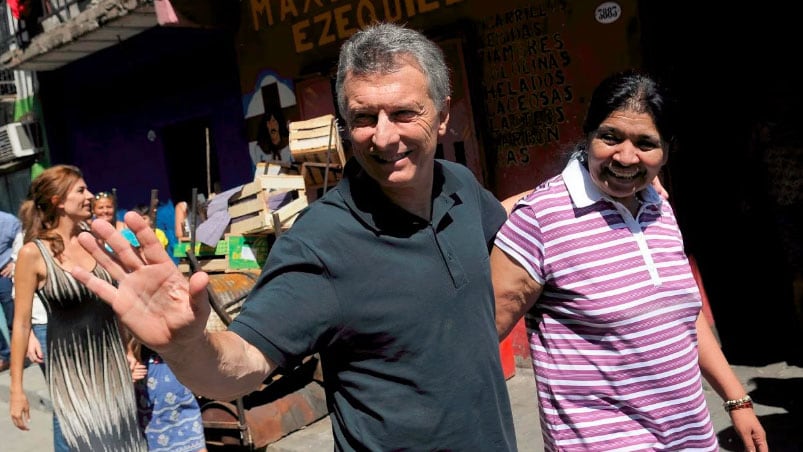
<box><xmin>231</xmin><ymin>0</ymin><xmax>640</xmax><ymax>363</ymax></box>
<box><xmin>37</xmin><ymin>26</ymin><xmax>252</xmax><ymax>216</ymax></box>
<box><xmin>234</xmin><ymin>0</ymin><xmax>639</xmax><ymax>199</ymax></box>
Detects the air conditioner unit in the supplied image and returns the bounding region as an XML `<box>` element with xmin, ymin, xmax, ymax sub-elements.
<box><xmin>0</xmin><ymin>122</ymin><xmax>40</xmax><ymax>164</ymax></box>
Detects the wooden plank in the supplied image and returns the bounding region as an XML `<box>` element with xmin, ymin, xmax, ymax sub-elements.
<box><xmin>227</xmin><ymin>181</ymin><xmax>262</xmax><ymax>204</ymax></box>
<box><xmin>228</xmin><ymin>195</ymin><xmax>267</xmax><ymax>219</ymax></box>
<box><xmin>290</xmin><ymin>126</ymin><xmax>334</xmax><ymax>141</ymax></box>
<box><xmin>239</xmin><ymin>181</ymin><xmax>264</xmax><ymax>198</ymax></box>
<box><xmin>253</xmin><ymin>161</ymin><xmax>294</xmax><ymax>179</ymax></box>
<box><xmin>301</xmin><ymin>163</ymin><xmax>343</xmax><ymax>188</ymax></box>
<box><xmin>258</xmin><ymin>174</ymin><xmax>306</xmax><ymax>191</ymax></box>
<box><xmin>289</xmin><ymin>114</ymin><xmax>346</xmax><ymax>170</ymax></box>
<box><xmin>274</xmin><ymin>196</ymin><xmax>308</xmax><ymax>223</ymax></box>
<box><xmin>229</xmin><ymin>214</ymin><xmax>270</xmax><ymax>235</ymax></box>
<box><xmin>302</xmin><ymin>163</ymin><xmax>323</xmax><ymax>186</ymax></box>
<box><xmin>173</xmin><ymin>239</ymin><xmax>228</xmax><ymax>258</ymax></box>
<box><xmin>283</xmin><ymin>212</ymin><xmax>299</xmax><ymax>228</ymax></box>
<box><xmin>288</xmin><ymin>114</ymin><xmax>334</xmax><ymax>130</ymax></box>
<box><xmin>178</xmin><ymin>258</ymin><xmax>228</xmax><ymax>274</ymax></box>
<box><xmin>228</xmin><ymin>198</ymin><xmax>306</xmax><ymax>236</ymax></box>
<box><xmin>292</xmin><ymin>146</ymin><xmax>338</xmax><ymax>162</ymax></box>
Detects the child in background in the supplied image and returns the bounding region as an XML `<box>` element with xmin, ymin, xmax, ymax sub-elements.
<box><xmin>128</xmin><ymin>204</ymin><xmax>168</xmax><ymax>248</ymax></box>
<box><xmin>128</xmin><ymin>339</ymin><xmax>207</xmax><ymax>452</ymax></box>
<box><xmin>126</xmin><ymin>204</ymin><xmax>207</xmax><ymax>452</ymax></box>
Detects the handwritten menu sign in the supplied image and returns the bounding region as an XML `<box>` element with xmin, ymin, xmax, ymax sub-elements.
<box><xmin>478</xmin><ymin>3</ymin><xmax>574</xmax><ymax>168</ymax></box>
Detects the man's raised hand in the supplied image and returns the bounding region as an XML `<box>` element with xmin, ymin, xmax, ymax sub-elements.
<box><xmin>72</xmin><ymin>211</ymin><xmax>211</xmax><ymax>355</ymax></box>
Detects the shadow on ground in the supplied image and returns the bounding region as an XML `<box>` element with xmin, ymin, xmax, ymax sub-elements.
<box><xmin>717</xmin><ymin>376</ymin><xmax>803</xmax><ymax>451</ymax></box>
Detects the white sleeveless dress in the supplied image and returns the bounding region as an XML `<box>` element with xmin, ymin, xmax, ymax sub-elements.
<box><xmin>34</xmin><ymin>239</ymin><xmax>146</xmax><ymax>451</ymax></box>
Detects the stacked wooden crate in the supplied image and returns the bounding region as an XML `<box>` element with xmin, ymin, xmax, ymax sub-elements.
<box><xmin>177</xmin><ymin>114</ymin><xmax>343</xmax><ymax>277</ymax></box>
<box><xmin>227</xmin><ymin>169</ymin><xmax>308</xmax><ymax>236</ymax></box>
<box><xmin>175</xmin><ymin>163</ymin><xmax>308</xmax><ymax>275</ymax></box>
<box><xmin>175</xmin><ymin>239</ymin><xmax>229</xmax><ymax>273</ymax></box>
<box><xmin>197</xmin><ymin>117</ymin><xmax>342</xmax><ymax>451</ymax></box>
<box><xmin>289</xmin><ymin>114</ymin><xmax>346</xmax><ymax>193</ymax></box>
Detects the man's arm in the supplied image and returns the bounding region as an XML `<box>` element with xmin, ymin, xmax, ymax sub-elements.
<box><xmin>500</xmin><ymin>190</ymin><xmax>533</xmax><ymax>215</ymax></box>
<box><xmin>73</xmin><ymin>211</ymin><xmax>275</xmax><ymax>401</ymax></box>
<box><xmin>1</xmin><ymin>230</ymin><xmax>22</xmax><ymax>278</ymax></box>
<box><xmin>490</xmin><ymin>245</ymin><xmax>542</xmax><ymax>340</ymax></box>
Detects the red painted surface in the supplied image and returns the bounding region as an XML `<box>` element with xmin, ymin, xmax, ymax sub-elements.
<box><xmin>689</xmin><ymin>255</ymin><xmax>715</xmax><ymax>327</ymax></box>
<box><xmin>499</xmin><ymin>334</ymin><xmax>516</xmax><ymax>379</ymax></box>
<box><xmin>509</xmin><ymin>318</ymin><xmax>530</xmax><ymax>367</ymax></box>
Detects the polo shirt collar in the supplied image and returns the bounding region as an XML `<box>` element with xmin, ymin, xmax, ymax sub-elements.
<box><xmin>562</xmin><ymin>157</ymin><xmax>663</xmax><ymax>211</ymax></box>
<box><xmin>339</xmin><ymin>158</ymin><xmax>462</xmax><ymax>234</ymax></box>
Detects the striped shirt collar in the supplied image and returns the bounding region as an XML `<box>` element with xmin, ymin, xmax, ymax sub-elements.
<box><xmin>562</xmin><ymin>157</ymin><xmax>664</xmax><ymax>211</ymax></box>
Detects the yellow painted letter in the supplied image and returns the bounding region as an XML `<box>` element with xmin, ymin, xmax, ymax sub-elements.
<box><xmin>292</xmin><ymin>19</ymin><xmax>314</xmax><ymax>52</ymax></box>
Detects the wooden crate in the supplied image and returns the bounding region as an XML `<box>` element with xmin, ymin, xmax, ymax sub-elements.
<box><xmin>289</xmin><ymin>114</ymin><xmax>346</xmax><ymax>190</ymax></box>
<box><xmin>175</xmin><ymin>238</ymin><xmax>228</xmax><ymax>274</ymax></box>
<box><xmin>226</xmin><ymin>234</ymin><xmax>270</xmax><ymax>271</ymax></box>
<box><xmin>177</xmin><ymin>258</ymin><xmax>228</xmax><ymax>274</ymax></box>
<box><xmin>173</xmin><ymin>239</ymin><xmax>228</xmax><ymax>258</ymax></box>
<box><xmin>227</xmin><ymin>175</ymin><xmax>308</xmax><ymax>235</ymax></box>
<box><xmin>253</xmin><ymin>160</ymin><xmax>299</xmax><ymax>180</ymax></box>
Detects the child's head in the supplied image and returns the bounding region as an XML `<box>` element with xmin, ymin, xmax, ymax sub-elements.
<box><xmin>131</xmin><ymin>204</ymin><xmax>153</xmax><ymax>227</ymax></box>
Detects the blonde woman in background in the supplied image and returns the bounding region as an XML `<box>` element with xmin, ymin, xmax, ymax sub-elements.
<box><xmin>91</xmin><ymin>190</ymin><xmax>126</xmax><ymax>232</ymax></box>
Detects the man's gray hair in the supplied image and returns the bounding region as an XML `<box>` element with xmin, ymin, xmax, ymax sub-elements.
<box><xmin>335</xmin><ymin>22</ymin><xmax>451</xmax><ymax>123</ymax></box>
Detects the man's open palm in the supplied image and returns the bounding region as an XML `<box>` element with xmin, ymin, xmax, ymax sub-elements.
<box><xmin>73</xmin><ymin>212</ymin><xmax>211</xmax><ymax>354</ymax></box>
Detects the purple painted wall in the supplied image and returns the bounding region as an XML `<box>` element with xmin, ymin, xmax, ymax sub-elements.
<box><xmin>37</xmin><ymin>26</ymin><xmax>252</xmax><ymax>215</ymax></box>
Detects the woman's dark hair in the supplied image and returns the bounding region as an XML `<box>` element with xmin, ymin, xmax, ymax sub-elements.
<box><xmin>257</xmin><ymin>106</ymin><xmax>290</xmax><ymax>158</ymax></box>
<box><xmin>583</xmin><ymin>69</ymin><xmax>677</xmax><ymax>150</ymax></box>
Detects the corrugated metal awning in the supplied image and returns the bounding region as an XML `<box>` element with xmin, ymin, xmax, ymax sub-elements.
<box><xmin>0</xmin><ymin>0</ymin><xmax>158</xmax><ymax>72</ymax></box>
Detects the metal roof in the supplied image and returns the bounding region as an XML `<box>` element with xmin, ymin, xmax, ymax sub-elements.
<box><xmin>0</xmin><ymin>0</ymin><xmax>157</xmax><ymax>72</ymax></box>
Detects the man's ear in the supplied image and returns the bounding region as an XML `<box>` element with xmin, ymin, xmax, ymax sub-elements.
<box><xmin>437</xmin><ymin>96</ymin><xmax>451</xmax><ymax>136</ymax></box>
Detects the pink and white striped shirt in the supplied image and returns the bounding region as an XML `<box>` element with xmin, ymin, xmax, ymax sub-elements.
<box><xmin>496</xmin><ymin>158</ymin><xmax>717</xmax><ymax>451</ymax></box>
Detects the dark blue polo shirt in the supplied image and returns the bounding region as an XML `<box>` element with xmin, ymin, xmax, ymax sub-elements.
<box><xmin>230</xmin><ymin>158</ymin><xmax>516</xmax><ymax>451</ymax></box>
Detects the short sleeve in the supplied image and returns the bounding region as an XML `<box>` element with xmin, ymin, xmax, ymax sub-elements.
<box><xmin>155</xmin><ymin>228</ymin><xmax>168</xmax><ymax>248</ymax></box>
<box><xmin>494</xmin><ymin>204</ymin><xmax>546</xmax><ymax>284</ymax></box>
<box><xmin>228</xmin><ymin>234</ymin><xmax>340</xmax><ymax>370</ymax></box>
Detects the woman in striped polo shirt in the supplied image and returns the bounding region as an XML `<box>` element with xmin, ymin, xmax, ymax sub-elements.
<box><xmin>492</xmin><ymin>69</ymin><xmax>767</xmax><ymax>452</ymax></box>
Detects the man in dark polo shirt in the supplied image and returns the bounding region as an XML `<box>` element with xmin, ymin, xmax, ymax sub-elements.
<box><xmin>75</xmin><ymin>22</ymin><xmax>517</xmax><ymax>451</ymax></box>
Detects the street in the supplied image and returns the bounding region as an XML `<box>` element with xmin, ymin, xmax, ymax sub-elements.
<box><xmin>3</xmin><ymin>360</ymin><xmax>802</xmax><ymax>451</ymax></box>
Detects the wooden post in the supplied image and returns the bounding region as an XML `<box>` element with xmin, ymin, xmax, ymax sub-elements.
<box><xmin>190</xmin><ymin>187</ymin><xmax>198</xmax><ymax>251</ymax></box>
<box><xmin>149</xmin><ymin>189</ymin><xmax>158</xmax><ymax>230</ymax></box>
<box><xmin>205</xmin><ymin>127</ymin><xmax>211</xmax><ymax>199</ymax></box>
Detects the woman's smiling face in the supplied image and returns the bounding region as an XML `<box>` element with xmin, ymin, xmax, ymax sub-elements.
<box><xmin>92</xmin><ymin>195</ymin><xmax>115</xmax><ymax>222</ymax></box>
<box><xmin>586</xmin><ymin>108</ymin><xmax>667</xmax><ymax>204</ymax></box>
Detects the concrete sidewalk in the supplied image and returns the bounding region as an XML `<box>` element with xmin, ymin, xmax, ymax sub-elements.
<box><xmin>265</xmin><ymin>361</ymin><xmax>803</xmax><ymax>451</ymax></box>
<box><xmin>2</xmin><ymin>361</ymin><xmax>802</xmax><ymax>451</ymax></box>
<box><xmin>0</xmin><ymin>363</ymin><xmax>52</xmax><ymax>411</ymax></box>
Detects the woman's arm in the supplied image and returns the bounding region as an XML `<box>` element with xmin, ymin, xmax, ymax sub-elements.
<box><xmin>491</xmin><ymin>245</ymin><xmax>543</xmax><ymax>340</ymax></box>
<box><xmin>26</xmin><ymin>330</ymin><xmax>43</xmax><ymax>364</ymax></box>
<box><xmin>696</xmin><ymin>313</ymin><xmax>768</xmax><ymax>451</ymax></box>
<box><xmin>9</xmin><ymin>243</ymin><xmax>43</xmax><ymax>431</ymax></box>
<box><xmin>174</xmin><ymin>201</ymin><xmax>188</xmax><ymax>240</ymax></box>
<box><xmin>124</xmin><ymin>334</ymin><xmax>147</xmax><ymax>382</ymax></box>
